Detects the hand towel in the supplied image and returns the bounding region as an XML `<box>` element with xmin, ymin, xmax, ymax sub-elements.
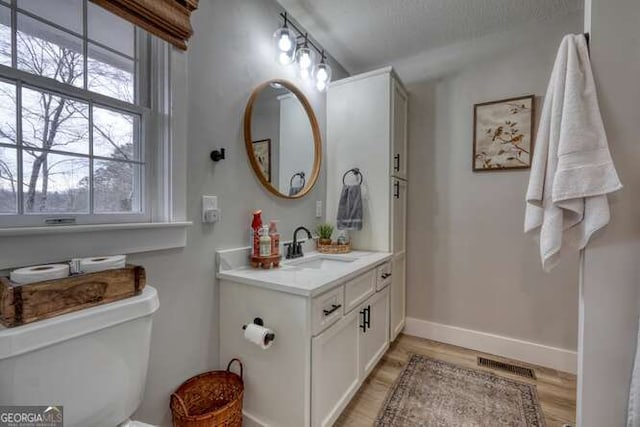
<box><xmin>337</xmin><ymin>184</ymin><xmax>363</xmax><ymax>231</ymax></box>
<box><xmin>628</xmin><ymin>316</ymin><xmax>640</xmax><ymax>427</ymax></box>
<box><xmin>525</xmin><ymin>34</ymin><xmax>622</xmax><ymax>272</ymax></box>
<box><xmin>289</xmin><ymin>185</ymin><xmax>303</xmax><ymax>196</ymax></box>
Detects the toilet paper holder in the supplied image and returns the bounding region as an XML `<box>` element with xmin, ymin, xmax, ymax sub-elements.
<box><xmin>242</xmin><ymin>317</ymin><xmax>276</xmax><ymax>344</ymax></box>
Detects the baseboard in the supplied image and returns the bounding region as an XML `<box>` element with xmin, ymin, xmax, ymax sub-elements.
<box><xmin>242</xmin><ymin>411</ymin><xmax>268</xmax><ymax>427</ymax></box>
<box><xmin>404</xmin><ymin>317</ymin><xmax>577</xmax><ymax>374</ymax></box>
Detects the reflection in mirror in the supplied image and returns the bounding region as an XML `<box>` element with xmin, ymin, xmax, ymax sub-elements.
<box><xmin>245</xmin><ymin>81</ymin><xmax>320</xmax><ymax>198</ymax></box>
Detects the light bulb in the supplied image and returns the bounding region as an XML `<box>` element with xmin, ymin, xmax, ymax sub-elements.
<box><xmin>316</xmin><ymin>80</ymin><xmax>327</xmax><ymax>92</ymax></box>
<box><xmin>299</xmin><ymin>52</ymin><xmax>312</xmax><ymax>69</ymax></box>
<box><xmin>296</xmin><ymin>46</ymin><xmax>315</xmax><ymax>78</ymax></box>
<box><xmin>272</xmin><ymin>25</ymin><xmax>296</xmax><ymax>66</ymax></box>
<box><xmin>278</xmin><ymin>34</ymin><xmax>292</xmax><ymax>52</ymax></box>
<box><xmin>313</xmin><ymin>61</ymin><xmax>332</xmax><ymax>92</ymax></box>
<box><xmin>316</xmin><ymin>67</ymin><xmax>328</xmax><ymax>82</ymax></box>
<box><xmin>279</xmin><ymin>52</ymin><xmax>291</xmax><ymax>65</ymax></box>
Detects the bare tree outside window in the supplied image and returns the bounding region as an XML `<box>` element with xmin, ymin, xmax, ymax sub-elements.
<box><xmin>0</xmin><ymin>1</ymin><xmax>143</xmax><ymax>219</ymax></box>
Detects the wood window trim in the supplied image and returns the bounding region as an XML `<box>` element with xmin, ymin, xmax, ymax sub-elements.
<box><xmin>89</xmin><ymin>0</ymin><xmax>199</xmax><ymax>50</ymax></box>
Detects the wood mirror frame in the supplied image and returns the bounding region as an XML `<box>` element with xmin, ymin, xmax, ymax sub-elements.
<box><xmin>244</xmin><ymin>79</ymin><xmax>322</xmax><ymax>199</ymax></box>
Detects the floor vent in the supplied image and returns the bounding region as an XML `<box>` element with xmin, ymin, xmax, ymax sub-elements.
<box><xmin>477</xmin><ymin>357</ymin><xmax>536</xmax><ymax>379</ymax></box>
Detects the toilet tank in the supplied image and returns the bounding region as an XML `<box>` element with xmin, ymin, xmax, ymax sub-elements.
<box><xmin>0</xmin><ymin>286</ymin><xmax>159</xmax><ymax>427</ymax></box>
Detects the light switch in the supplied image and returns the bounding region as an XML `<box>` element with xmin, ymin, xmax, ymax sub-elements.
<box><xmin>202</xmin><ymin>196</ymin><xmax>220</xmax><ymax>223</ymax></box>
<box><xmin>316</xmin><ymin>200</ymin><xmax>323</xmax><ymax>218</ymax></box>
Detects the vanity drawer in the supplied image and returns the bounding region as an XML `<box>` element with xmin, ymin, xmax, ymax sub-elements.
<box><xmin>344</xmin><ymin>270</ymin><xmax>376</xmax><ymax>314</ymax></box>
<box><xmin>312</xmin><ymin>285</ymin><xmax>345</xmax><ymax>336</ymax></box>
<box><xmin>376</xmin><ymin>262</ymin><xmax>392</xmax><ymax>291</ymax></box>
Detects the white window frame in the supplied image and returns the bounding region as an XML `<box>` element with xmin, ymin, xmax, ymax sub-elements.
<box><xmin>0</xmin><ymin>0</ymin><xmax>172</xmax><ymax>228</ymax></box>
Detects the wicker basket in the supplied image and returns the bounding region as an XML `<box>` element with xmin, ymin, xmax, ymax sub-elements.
<box><xmin>317</xmin><ymin>242</ymin><xmax>352</xmax><ymax>254</ymax></box>
<box><xmin>170</xmin><ymin>359</ymin><xmax>244</xmax><ymax>427</ymax></box>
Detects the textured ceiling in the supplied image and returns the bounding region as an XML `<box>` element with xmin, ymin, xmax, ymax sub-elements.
<box><xmin>277</xmin><ymin>0</ymin><xmax>584</xmax><ymax>73</ymax></box>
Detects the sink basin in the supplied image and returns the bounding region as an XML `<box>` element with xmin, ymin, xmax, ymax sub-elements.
<box><xmin>287</xmin><ymin>255</ymin><xmax>357</xmax><ymax>270</ymax></box>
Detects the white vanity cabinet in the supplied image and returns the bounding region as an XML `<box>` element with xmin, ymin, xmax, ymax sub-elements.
<box><xmin>359</xmin><ymin>287</ymin><xmax>390</xmax><ymax>377</ymax></box>
<box><xmin>327</xmin><ymin>67</ymin><xmax>408</xmax><ymax>343</ymax></box>
<box><xmin>312</xmin><ymin>285</ymin><xmax>390</xmax><ymax>427</ymax></box>
<box><xmin>218</xmin><ymin>251</ymin><xmax>392</xmax><ymax>427</ymax></box>
<box><xmin>311</xmin><ymin>308</ymin><xmax>361</xmax><ymax>427</ymax></box>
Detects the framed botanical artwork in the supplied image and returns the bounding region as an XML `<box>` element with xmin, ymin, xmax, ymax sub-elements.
<box><xmin>252</xmin><ymin>139</ymin><xmax>271</xmax><ymax>182</ymax></box>
<box><xmin>473</xmin><ymin>95</ymin><xmax>535</xmax><ymax>171</ymax></box>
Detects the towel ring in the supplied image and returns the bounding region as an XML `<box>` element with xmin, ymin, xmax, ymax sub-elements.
<box><xmin>290</xmin><ymin>171</ymin><xmax>306</xmax><ymax>189</ymax></box>
<box><xmin>342</xmin><ymin>168</ymin><xmax>363</xmax><ymax>186</ymax></box>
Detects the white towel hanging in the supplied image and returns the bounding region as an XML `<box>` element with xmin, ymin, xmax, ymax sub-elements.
<box><xmin>524</xmin><ymin>33</ymin><xmax>622</xmax><ymax>272</ymax></box>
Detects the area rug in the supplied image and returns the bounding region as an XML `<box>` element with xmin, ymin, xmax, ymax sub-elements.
<box><xmin>375</xmin><ymin>354</ymin><xmax>546</xmax><ymax>426</ymax></box>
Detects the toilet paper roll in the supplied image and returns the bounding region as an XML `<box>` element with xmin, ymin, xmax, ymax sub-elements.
<box><xmin>243</xmin><ymin>323</ymin><xmax>275</xmax><ymax>349</ymax></box>
<box><xmin>10</xmin><ymin>264</ymin><xmax>70</xmax><ymax>284</ymax></box>
<box><xmin>79</xmin><ymin>255</ymin><xmax>126</xmax><ymax>274</ymax></box>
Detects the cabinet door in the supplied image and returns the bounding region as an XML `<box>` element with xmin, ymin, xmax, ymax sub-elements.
<box><xmin>312</xmin><ymin>308</ymin><xmax>360</xmax><ymax>427</ymax></box>
<box><xmin>391</xmin><ymin>178</ymin><xmax>407</xmax><ymax>254</ymax></box>
<box><xmin>391</xmin><ymin>79</ymin><xmax>408</xmax><ymax>180</ymax></box>
<box><xmin>390</xmin><ymin>253</ymin><xmax>406</xmax><ymax>342</ymax></box>
<box><xmin>359</xmin><ymin>286</ymin><xmax>390</xmax><ymax>378</ymax></box>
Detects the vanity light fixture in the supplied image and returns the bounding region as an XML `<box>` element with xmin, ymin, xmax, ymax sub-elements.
<box><xmin>314</xmin><ymin>51</ymin><xmax>332</xmax><ymax>92</ymax></box>
<box><xmin>274</xmin><ymin>12</ymin><xmax>333</xmax><ymax>91</ymax></box>
<box><xmin>296</xmin><ymin>33</ymin><xmax>315</xmax><ymax>80</ymax></box>
<box><xmin>272</xmin><ymin>12</ymin><xmax>296</xmax><ymax>65</ymax></box>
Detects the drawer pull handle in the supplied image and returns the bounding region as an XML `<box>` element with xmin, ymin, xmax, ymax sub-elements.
<box><xmin>360</xmin><ymin>305</ymin><xmax>371</xmax><ymax>332</ymax></box>
<box><xmin>381</xmin><ymin>273</ymin><xmax>392</xmax><ymax>279</ymax></box>
<box><xmin>323</xmin><ymin>304</ymin><xmax>342</xmax><ymax>316</ymax></box>
<box><xmin>365</xmin><ymin>305</ymin><xmax>371</xmax><ymax>329</ymax></box>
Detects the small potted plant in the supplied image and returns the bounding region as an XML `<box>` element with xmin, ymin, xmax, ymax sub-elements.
<box><xmin>315</xmin><ymin>223</ymin><xmax>334</xmax><ymax>246</ymax></box>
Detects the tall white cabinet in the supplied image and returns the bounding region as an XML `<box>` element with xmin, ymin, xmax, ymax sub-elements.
<box><xmin>326</xmin><ymin>67</ymin><xmax>408</xmax><ymax>341</ymax></box>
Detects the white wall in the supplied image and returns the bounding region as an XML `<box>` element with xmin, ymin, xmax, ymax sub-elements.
<box><xmin>130</xmin><ymin>0</ymin><xmax>347</xmax><ymax>424</ymax></box>
<box><xmin>578</xmin><ymin>0</ymin><xmax>640</xmax><ymax>424</ymax></box>
<box><xmin>404</xmin><ymin>14</ymin><xmax>582</xmax><ymax>354</ymax></box>
<box><xmin>278</xmin><ymin>94</ymin><xmax>315</xmax><ymax>193</ymax></box>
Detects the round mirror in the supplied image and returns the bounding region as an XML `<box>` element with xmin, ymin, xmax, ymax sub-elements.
<box><xmin>244</xmin><ymin>79</ymin><xmax>322</xmax><ymax>199</ymax></box>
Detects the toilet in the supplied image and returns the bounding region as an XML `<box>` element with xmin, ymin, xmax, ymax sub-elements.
<box><xmin>0</xmin><ymin>286</ymin><xmax>160</xmax><ymax>427</ymax></box>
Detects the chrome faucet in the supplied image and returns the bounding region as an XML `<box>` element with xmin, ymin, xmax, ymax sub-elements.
<box><xmin>286</xmin><ymin>226</ymin><xmax>313</xmax><ymax>259</ymax></box>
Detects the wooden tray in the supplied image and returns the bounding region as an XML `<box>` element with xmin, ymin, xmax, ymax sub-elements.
<box><xmin>250</xmin><ymin>254</ymin><xmax>281</xmax><ymax>269</ymax></box>
<box><xmin>317</xmin><ymin>242</ymin><xmax>352</xmax><ymax>254</ymax></box>
<box><xmin>0</xmin><ymin>265</ymin><xmax>146</xmax><ymax>327</ymax></box>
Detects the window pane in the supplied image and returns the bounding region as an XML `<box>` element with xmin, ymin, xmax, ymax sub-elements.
<box><xmin>18</xmin><ymin>0</ymin><xmax>83</xmax><ymax>35</ymax></box>
<box><xmin>22</xmin><ymin>87</ymin><xmax>89</xmax><ymax>155</ymax></box>
<box><xmin>23</xmin><ymin>150</ymin><xmax>89</xmax><ymax>213</ymax></box>
<box><xmin>17</xmin><ymin>13</ymin><xmax>84</xmax><ymax>87</ymax></box>
<box><xmin>88</xmin><ymin>2</ymin><xmax>134</xmax><ymax>57</ymax></box>
<box><xmin>0</xmin><ymin>80</ymin><xmax>16</xmax><ymax>145</ymax></box>
<box><xmin>0</xmin><ymin>146</ymin><xmax>17</xmax><ymax>213</ymax></box>
<box><xmin>93</xmin><ymin>106</ymin><xmax>139</xmax><ymax>161</ymax></box>
<box><xmin>93</xmin><ymin>160</ymin><xmax>141</xmax><ymax>213</ymax></box>
<box><xmin>88</xmin><ymin>43</ymin><xmax>135</xmax><ymax>103</ymax></box>
<box><xmin>0</xmin><ymin>4</ymin><xmax>10</xmax><ymax>67</ymax></box>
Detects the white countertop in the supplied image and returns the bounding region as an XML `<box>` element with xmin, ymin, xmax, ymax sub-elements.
<box><xmin>217</xmin><ymin>251</ymin><xmax>392</xmax><ymax>297</ymax></box>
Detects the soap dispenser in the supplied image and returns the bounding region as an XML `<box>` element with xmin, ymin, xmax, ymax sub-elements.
<box><xmin>259</xmin><ymin>225</ymin><xmax>272</xmax><ymax>257</ymax></box>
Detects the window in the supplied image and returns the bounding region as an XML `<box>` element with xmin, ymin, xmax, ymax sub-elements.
<box><xmin>0</xmin><ymin>0</ymin><xmax>165</xmax><ymax>227</ymax></box>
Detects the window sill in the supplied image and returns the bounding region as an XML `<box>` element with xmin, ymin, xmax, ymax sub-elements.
<box><xmin>0</xmin><ymin>222</ymin><xmax>192</xmax><ymax>270</ymax></box>
<box><xmin>0</xmin><ymin>221</ymin><xmax>192</xmax><ymax>237</ymax></box>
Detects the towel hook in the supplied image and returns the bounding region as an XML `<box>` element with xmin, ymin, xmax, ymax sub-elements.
<box><xmin>290</xmin><ymin>171</ymin><xmax>306</xmax><ymax>189</ymax></box>
<box><xmin>342</xmin><ymin>168</ymin><xmax>363</xmax><ymax>186</ymax></box>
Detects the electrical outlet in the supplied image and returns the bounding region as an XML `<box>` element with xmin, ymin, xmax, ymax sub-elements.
<box><xmin>315</xmin><ymin>200</ymin><xmax>323</xmax><ymax>218</ymax></box>
<box><xmin>202</xmin><ymin>196</ymin><xmax>220</xmax><ymax>223</ymax></box>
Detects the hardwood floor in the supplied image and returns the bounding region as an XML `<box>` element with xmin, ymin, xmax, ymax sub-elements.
<box><xmin>335</xmin><ymin>334</ymin><xmax>576</xmax><ymax>427</ymax></box>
